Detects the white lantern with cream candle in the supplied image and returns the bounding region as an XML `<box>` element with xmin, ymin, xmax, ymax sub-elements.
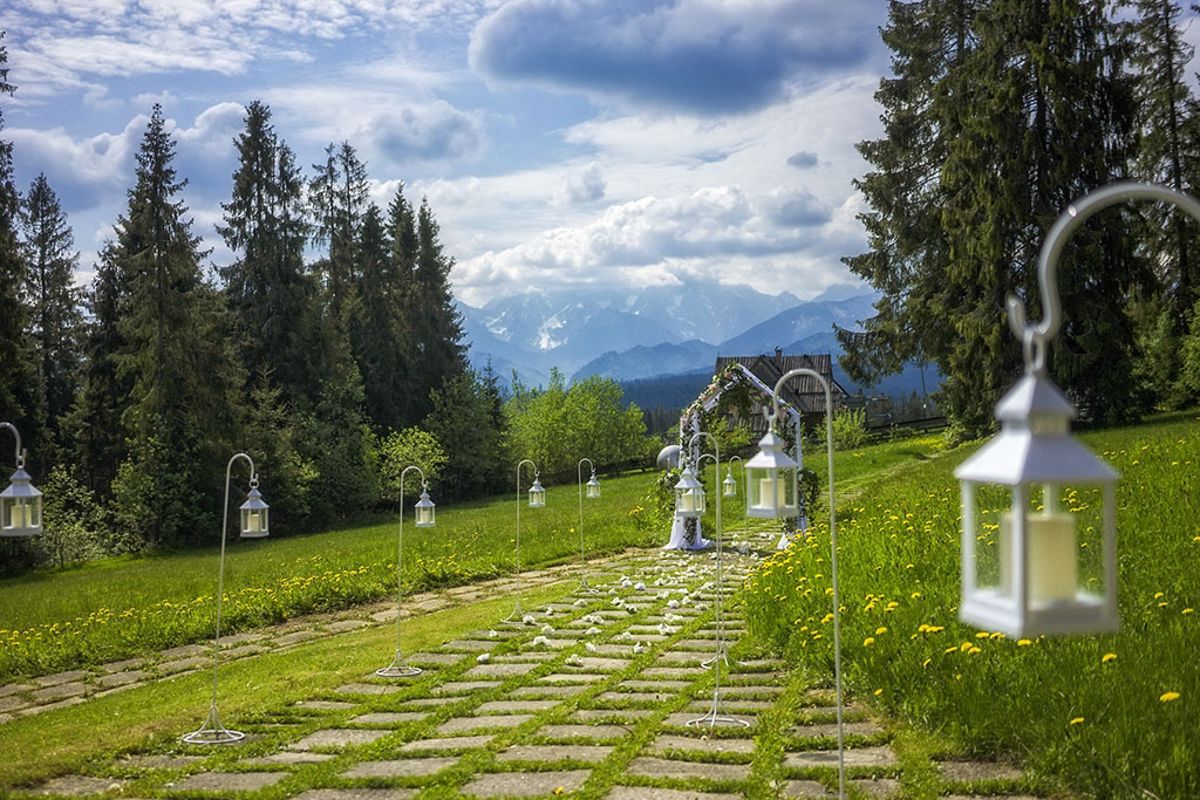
<box><xmin>744</xmin><ymin>430</ymin><xmax>797</xmax><ymax>519</ymax></box>
<box><xmin>674</xmin><ymin>462</ymin><xmax>703</xmax><ymax>518</ymax></box>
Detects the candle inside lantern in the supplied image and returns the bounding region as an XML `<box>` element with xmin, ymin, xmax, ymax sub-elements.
<box><xmin>678</xmin><ymin>491</ymin><xmax>695</xmax><ymax>513</ymax></box>
<box><xmin>999</xmin><ymin>510</ymin><xmax>1077</xmax><ymax>605</ymax></box>
<box><xmin>246</xmin><ymin>512</ymin><xmax>261</xmax><ymax>533</ymax></box>
<box><xmin>9</xmin><ymin>502</ymin><xmax>28</xmax><ymax>529</ymax></box>
<box><xmin>757</xmin><ymin>477</ymin><xmax>786</xmax><ymax>510</ymax></box>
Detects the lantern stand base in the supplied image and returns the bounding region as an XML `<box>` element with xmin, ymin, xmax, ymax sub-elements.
<box><xmin>376</xmin><ymin>650</ymin><xmax>423</xmax><ymax>678</ymax></box>
<box><xmin>701</xmin><ymin>646</ymin><xmax>731</xmax><ymax>670</ymax></box>
<box><xmin>685</xmin><ymin>707</ymin><xmax>751</xmax><ymax>729</ymax></box>
<box><xmin>576</xmin><ymin>576</ymin><xmax>600</xmax><ymax>595</ymax></box>
<box><xmin>181</xmin><ymin>703</ymin><xmax>245</xmax><ymax>745</ymax></box>
<box><xmin>500</xmin><ymin>600</ymin><xmax>526</xmax><ymax>626</ymax></box>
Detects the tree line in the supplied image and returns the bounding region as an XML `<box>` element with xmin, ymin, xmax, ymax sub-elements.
<box><xmin>0</xmin><ymin>40</ymin><xmax>649</xmax><ymax>571</ymax></box>
<box><xmin>842</xmin><ymin>0</ymin><xmax>1200</xmax><ymax>438</ymax></box>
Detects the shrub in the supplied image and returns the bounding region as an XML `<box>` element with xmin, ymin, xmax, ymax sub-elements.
<box><xmin>377</xmin><ymin>428</ymin><xmax>448</xmax><ymax>502</ymax></box>
<box><xmin>831</xmin><ymin>408</ymin><xmax>869</xmax><ymax>450</ymax></box>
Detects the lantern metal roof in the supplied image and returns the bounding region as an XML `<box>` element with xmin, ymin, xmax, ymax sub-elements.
<box><xmin>745</xmin><ymin>431</ymin><xmax>797</xmax><ymax>471</ymax></box>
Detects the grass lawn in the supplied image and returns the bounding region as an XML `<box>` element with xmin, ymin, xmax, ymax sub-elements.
<box><xmin>0</xmin><ymin>470</ymin><xmax>659</xmax><ymax>681</ymax></box>
<box><xmin>745</xmin><ymin>411</ymin><xmax>1200</xmax><ymax>798</ymax></box>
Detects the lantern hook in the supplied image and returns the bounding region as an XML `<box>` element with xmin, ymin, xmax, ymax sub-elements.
<box><xmin>0</xmin><ymin>422</ymin><xmax>23</xmax><ymax>468</ymax></box>
<box><xmin>1010</xmin><ymin>181</ymin><xmax>1200</xmax><ymax>374</ymax></box>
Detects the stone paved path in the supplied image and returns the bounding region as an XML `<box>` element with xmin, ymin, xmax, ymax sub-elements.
<box><xmin>11</xmin><ymin>525</ymin><xmax>1039</xmax><ymax>799</ymax></box>
<box><xmin>0</xmin><ymin>552</ymin><xmax>630</xmax><ymax>726</ymax></box>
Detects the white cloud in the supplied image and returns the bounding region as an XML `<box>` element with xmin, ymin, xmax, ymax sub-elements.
<box><xmin>560</xmin><ymin>161</ymin><xmax>605</xmax><ymax>205</ymax></box>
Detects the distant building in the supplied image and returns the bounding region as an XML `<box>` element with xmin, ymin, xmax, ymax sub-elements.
<box><xmin>709</xmin><ymin>348</ymin><xmax>850</xmax><ymax>435</ymax></box>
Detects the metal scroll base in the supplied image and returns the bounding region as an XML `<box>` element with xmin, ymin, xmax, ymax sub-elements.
<box><xmin>375</xmin><ymin>649</ymin><xmax>423</xmax><ymax>678</ymax></box>
<box><xmin>501</xmin><ymin>599</ymin><xmax>526</xmax><ymax>626</ymax></box>
<box><xmin>685</xmin><ymin>691</ymin><xmax>751</xmax><ymax>729</ymax></box>
<box><xmin>576</xmin><ymin>575</ymin><xmax>600</xmax><ymax>595</ymax></box>
<box><xmin>181</xmin><ymin>703</ymin><xmax>245</xmax><ymax>745</ymax></box>
<box><xmin>701</xmin><ymin>643</ymin><xmax>731</xmax><ymax>670</ymax></box>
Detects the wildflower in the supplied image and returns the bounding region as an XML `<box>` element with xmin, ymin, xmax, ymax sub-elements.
<box><xmin>821</xmin><ymin>613</ymin><xmax>834</xmax><ymax>624</ymax></box>
<box><xmin>1069</xmin><ymin>717</ymin><xmax>1085</xmax><ymax>726</ymax></box>
<box><xmin>863</xmin><ymin>637</ymin><xmax>876</xmax><ymax>647</ymax></box>
<box><xmin>975</xmin><ymin>631</ymin><xmax>990</xmax><ymax>639</ymax></box>
<box><xmin>873</xmin><ymin>688</ymin><xmax>883</xmax><ymax>696</ymax></box>
<box><xmin>921</xmin><ymin>658</ymin><xmax>932</xmax><ymax>668</ymax></box>
<box><xmin>875</xmin><ymin>626</ymin><xmax>887</xmax><ymax>635</ymax></box>
<box><xmin>1017</xmin><ymin>639</ymin><xmax>1033</xmax><ymax>647</ymax></box>
<box><xmin>1183</xmin><ymin>608</ymin><xmax>1195</xmax><ymax>615</ymax></box>
<box><xmin>1101</xmin><ymin>653</ymin><xmax>1117</xmax><ymax>664</ymax></box>
<box><xmin>1160</xmin><ymin>691</ymin><xmax>1181</xmax><ymax>703</ymax></box>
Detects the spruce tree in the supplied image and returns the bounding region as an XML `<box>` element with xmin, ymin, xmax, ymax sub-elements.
<box><xmin>109</xmin><ymin>105</ymin><xmax>246</xmax><ymax>546</ymax></box>
<box><xmin>308</xmin><ymin>141</ymin><xmax>368</xmax><ymax>320</ymax></box>
<box><xmin>0</xmin><ymin>33</ymin><xmax>36</xmax><ymax>449</ymax></box>
<box><xmin>219</xmin><ymin>101</ymin><xmax>319</xmax><ymax>408</ymax></box>
<box><xmin>65</xmin><ymin>245</ymin><xmax>128</xmax><ymax>496</ymax></box>
<box><xmin>19</xmin><ymin>174</ymin><xmax>83</xmax><ymax>457</ymax></box>
<box><xmin>411</xmin><ymin>198</ymin><xmax>467</xmax><ymax>421</ymax></box>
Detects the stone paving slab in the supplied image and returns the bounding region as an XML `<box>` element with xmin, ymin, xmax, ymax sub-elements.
<box><xmin>175</xmin><ymin>771</ymin><xmax>289</xmax><ymax>792</ymax></box>
<box><xmin>605</xmin><ymin>788</ymin><xmax>742</xmax><ymax>800</ymax></box>
<box><xmin>437</xmin><ymin>714</ymin><xmax>533</xmax><ymax>734</ymax></box>
<box><xmin>854</xmin><ymin>777</ymin><xmax>901</xmax><ymax>797</ymax></box>
<box><xmin>539</xmin><ymin>723</ymin><xmax>633</xmax><ymax>740</ymax></box>
<box><xmin>461</xmin><ymin>769</ymin><xmax>592</xmax><ymax>798</ymax></box>
<box><xmin>653</xmin><ymin>734</ymin><xmax>755</xmax><ymax>755</ymax></box>
<box><xmin>335</xmin><ymin>683</ymin><xmax>404</xmax><ymax>696</ymax></box>
<box><xmin>32</xmin><ymin>670</ymin><xmax>88</xmax><ymax>687</ymax></box>
<box><xmin>783</xmin><ymin>746</ymin><xmax>898</xmax><ymax>769</ymax></box>
<box><xmin>290</xmin><ymin>728</ymin><xmax>392</xmax><ymax>750</ymax></box>
<box><xmin>627</xmin><ymin>757</ymin><xmax>751</xmax><ymax>781</ymax></box>
<box><xmin>343</xmin><ymin>757</ymin><xmax>459</xmax><ymax>778</ymax></box>
<box><xmin>937</xmin><ymin>760</ymin><xmax>1024</xmax><ymax>782</ymax></box>
<box><xmin>791</xmin><ymin>720</ymin><xmax>884</xmax><ymax>739</ymax></box>
<box><xmin>497</xmin><ymin>744</ymin><xmax>614</xmax><ymax>763</ymax></box>
<box><xmin>463</xmin><ymin>662</ymin><xmax>541</xmax><ymax>678</ymax></box>
<box><xmin>570</xmin><ymin>709</ymin><xmax>657</xmax><ymax>723</ymax></box>
<box><xmin>432</xmin><ymin>681</ymin><xmax>502</xmax><ymax>695</ymax></box>
<box><xmin>783</xmin><ymin>779</ymin><xmax>835</xmax><ymax>798</ymax></box>
<box><xmin>401</xmin><ymin>734</ymin><xmax>495</xmax><ymax>753</ymax></box>
<box><xmin>408</xmin><ymin>652</ymin><xmax>464</xmax><ymax>665</ymax></box>
<box><xmin>118</xmin><ymin>754</ymin><xmax>203</xmax><ymax>769</ymax></box>
<box><xmin>537</xmin><ymin>672</ymin><xmax>608</xmax><ymax>684</ymax></box>
<box><xmin>442</xmin><ymin>639</ymin><xmax>500</xmax><ymax>652</ymax></box>
<box><xmin>245</xmin><ymin>751</ymin><xmax>335</xmax><ymax>765</ymax></box>
<box><xmin>476</xmin><ymin>700</ymin><xmax>559</xmax><ymax>714</ymax></box>
<box><xmin>293</xmin><ymin>790</ymin><xmax>416</xmax><ymax>800</ymax></box>
<box><xmin>296</xmin><ymin>700</ymin><xmax>357</xmax><ymax>711</ymax></box>
<box><xmin>350</xmin><ymin>712</ymin><xmax>428</xmax><ymax>725</ymax></box>
<box><xmin>157</xmin><ymin>656</ymin><xmax>209</xmax><ymax>675</ymax></box>
<box><xmin>510</xmin><ymin>685</ymin><xmax>589</xmax><ymax>699</ymax></box>
<box><xmin>32</xmin><ymin>775</ymin><xmax>124</xmax><ymax>796</ymax></box>
<box><xmin>620</xmin><ymin>680</ymin><xmax>692</xmax><ymax>691</ymax></box>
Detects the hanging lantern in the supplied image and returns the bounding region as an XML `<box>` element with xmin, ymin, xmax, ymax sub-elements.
<box><xmin>955</xmin><ymin>372</ymin><xmax>1117</xmax><ymax>636</ymax></box>
<box><xmin>674</xmin><ymin>463</ymin><xmax>704</xmax><ymax>518</ymax></box>
<box><xmin>745</xmin><ymin>430</ymin><xmax>797</xmax><ymax>518</ymax></box>
<box><xmin>586</xmin><ymin>472</ymin><xmax>601</xmax><ymax>499</ymax></box>
<box><xmin>414</xmin><ymin>485</ymin><xmax>436</xmax><ymax>527</ymax></box>
<box><xmin>722</xmin><ymin>468</ymin><xmax>737</xmax><ymax>497</ymax></box>
<box><xmin>239</xmin><ymin>482</ymin><xmax>270</xmax><ymax>539</ymax></box>
<box><xmin>0</xmin><ymin>465</ymin><xmax>42</xmax><ymax>538</ymax></box>
<box><xmin>528</xmin><ymin>475</ymin><xmax>546</xmax><ymax>508</ymax></box>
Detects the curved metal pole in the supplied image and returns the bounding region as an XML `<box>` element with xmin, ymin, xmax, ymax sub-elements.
<box><xmin>1012</xmin><ymin>182</ymin><xmax>1200</xmax><ymax>370</ymax></box>
<box><xmin>770</xmin><ymin>368</ymin><xmax>843</xmax><ymax>800</ymax></box>
<box><xmin>184</xmin><ymin>452</ymin><xmax>255</xmax><ymax>745</ymax></box>
<box><xmin>378</xmin><ymin>465</ymin><xmax>425</xmax><ymax>677</ymax></box>
<box><xmin>0</xmin><ymin>422</ymin><xmax>24</xmax><ymax>467</ymax></box>
<box><xmin>506</xmin><ymin>459</ymin><xmax>538</xmax><ymax>623</ymax></box>
<box><xmin>577</xmin><ymin>457</ymin><xmax>596</xmax><ymax>592</ymax></box>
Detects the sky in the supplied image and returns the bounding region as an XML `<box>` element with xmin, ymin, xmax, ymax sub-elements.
<box><xmin>2</xmin><ymin>2</ymin><xmax>941</xmax><ymax>307</ymax></box>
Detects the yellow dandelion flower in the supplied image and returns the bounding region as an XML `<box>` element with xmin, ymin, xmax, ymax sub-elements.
<box><xmin>1160</xmin><ymin>691</ymin><xmax>1181</xmax><ymax>703</ymax></box>
<box><xmin>875</xmin><ymin>626</ymin><xmax>887</xmax><ymax>635</ymax></box>
<box><xmin>975</xmin><ymin>631</ymin><xmax>990</xmax><ymax>639</ymax></box>
<box><xmin>1069</xmin><ymin>717</ymin><xmax>1085</xmax><ymax>726</ymax></box>
<box><xmin>1017</xmin><ymin>639</ymin><xmax>1033</xmax><ymax>647</ymax></box>
<box><xmin>1183</xmin><ymin>608</ymin><xmax>1195</xmax><ymax>615</ymax></box>
<box><xmin>863</xmin><ymin>637</ymin><xmax>875</xmax><ymax>647</ymax></box>
<box><xmin>1101</xmin><ymin>653</ymin><xmax>1117</xmax><ymax>663</ymax></box>
<box><xmin>921</xmin><ymin>658</ymin><xmax>932</xmax><ymax>668</ymax></box>
<box><xmin>873</xmin><ymin>688</ymin><xmax>883</xmax><ymax>696</ymax></box>
<box><xmin>1154</xmin><ymin>591</ymin><xmax>1165</xmax><ymax>599</ymax></box>
<box><xmin>943</xmin><ymin>645</ymin><xmax>958</xmax><ymax>654</ymax></box>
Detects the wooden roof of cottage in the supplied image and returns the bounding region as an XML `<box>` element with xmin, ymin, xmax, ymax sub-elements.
<box><xmin>712</xmin><ymin>351</ymin><xmax>849</xmax><ymax>415</ymax></box>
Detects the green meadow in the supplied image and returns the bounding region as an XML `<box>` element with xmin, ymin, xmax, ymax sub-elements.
<box><xmin>0</xmin><ymin>471</ymin><xmax>657</xmax><ymax>681</ymax></box>
<box><xmin>745</xmin><ymin>412</ymin><xmax>1200</xmax><ymax>798</ymax></box>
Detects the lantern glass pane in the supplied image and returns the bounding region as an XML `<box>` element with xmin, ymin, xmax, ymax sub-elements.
<box><xmin>529</xmin><ymin>488</ymin><xmax>545</xmax><ymax>508</ymax></box>
<box><xmin>241</xmin><ymin>508</ymin><xmax>269</xmax><ymax>538</ymax></box>
<box><xmin>415</xmin><ymin>505</ymin><xmax>435</xmax><ymax>527</ymax></box>
<box><xmin>674</xmin><ymin>486</ymin><xmax>698</xmax><ymax>517</ymax></box>
<box><xmin>586</xmin><ymin>482</ymin><xmax>600</xmax><ymax>499</ymax></box>
<box><xmin>722</xmin><ymin>475</ymin><xmax>736</xmax><ymax>497</ymax></box>
<box><xmin>746</xmin><ymin>465</ymin><xmax>797</xmax><ymax>518</ymax></box>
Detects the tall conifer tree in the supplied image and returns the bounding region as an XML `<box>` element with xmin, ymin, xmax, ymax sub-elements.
<box><xmin>19</xmin><ymin>174</ymin><xmax>82</xmax><ymax>457</ymax></box>
<box><xmin>411</xmin><ymin>198</ymin><xmax>466</xmax><ymax>421</ymax></box>
<box><xmin>0</xmin><ymin>33</ymin><xmax>36</xmax><ymax>447</ymax></box>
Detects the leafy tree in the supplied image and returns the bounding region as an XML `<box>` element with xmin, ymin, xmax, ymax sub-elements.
<box><xmin>377</xmin><ymin>427</ymin><xmax>447</xmax><ymax>503</ymax></box>
<box><xmin>19</xmin><ymin>174</ymin><xmax>83</xmax><ymax>459</ymax></box>
<box><xmin>218</xmin><ymin>101</ymin><xmax>319</xmax><ymax>408</ymax></box>
<box><xmin>425</xmin><ymin>370</ymin><xmax>506</xmax><ymax>501</ymax></box>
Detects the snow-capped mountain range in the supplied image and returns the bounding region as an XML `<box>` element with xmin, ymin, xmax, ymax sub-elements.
<box><xmin>457</xmin><ymin>280</ymin><xmax>881</xmax><ymax>388</ymax></box>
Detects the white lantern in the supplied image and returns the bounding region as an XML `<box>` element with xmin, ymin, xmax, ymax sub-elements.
<box><xmin>0</xmin><ymin>466</ymin><xmax>42</xmax><ymax>538</ymax></box>
<box><xmin>239</xmin><ymin>484</ymin><xmax>270</xmax><ymax>539</ymax></box>
<box><xmin>586</xmin><ymin>472</ymin><xmax>600</xmax><ymax>499</ymax></box>
<box><xmin>745</xmin><ymin>431</ymin><xmax>797</xmax><ymax>519</ymax></box>
<box><xmin>722</xmin><ymin>468</ymin><xmax>737</xmax><ymax>497</ymax></box>
<box><xmin>955</xmin><ymin>371</ymin><xmax>1118</xmax><ymax>637</ymax></box>
<box><xmin>528</xmin><ymin>476</ymin><xmax>546</xmax><ymax>508</ymax></box>
<box><xmin>414</xmin><ymin>486</ymin><xmax>436</xmax><ymax>527</ymax></box>
<box><xmin>674</xmin><ymin>463</ymin><xmax>704</xmax><ymax>518</ymax></box>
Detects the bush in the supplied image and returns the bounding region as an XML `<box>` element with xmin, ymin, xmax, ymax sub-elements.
<box><xmin>36</xmin><ymin>466</ymin><xmax>111</xmax><ymax>568</ymax></box>
<box><xmin>377</xmin><ymin>428</ymin><xmax>448</xmax><ymax>502</ymax></box>
<box><xmin>831</xmin><ymin>408</ymin><xmax>869</xmax><ymax>450</ymax></box>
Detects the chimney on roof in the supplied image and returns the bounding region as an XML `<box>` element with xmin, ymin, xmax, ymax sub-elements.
<box><xmin>774</xmin><ymin>346</ymin><xmax>783</xmax><ymax>361</ymax></box>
